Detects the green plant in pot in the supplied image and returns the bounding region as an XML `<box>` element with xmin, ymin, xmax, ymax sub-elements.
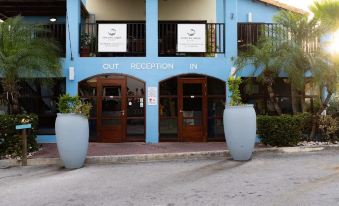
<box><xmin>80</xmin><ymin>33</ymin><xmax>92</xmax><ymax>57</ymax></box>
<box><xmin>223</xmin><ymin>70</ymin><xmax>256</xmax><ymax>161</ymax></box>
<box><xmin>55</xmin><ymin>94</ymin><xmax>92</xmax><ymax>169</ymax></box>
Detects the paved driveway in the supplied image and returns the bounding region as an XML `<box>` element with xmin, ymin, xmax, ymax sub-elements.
<box><xmin>1</xmin><ymin>150</ymin><xmax>339</xmax><ymax>206</ymax></box>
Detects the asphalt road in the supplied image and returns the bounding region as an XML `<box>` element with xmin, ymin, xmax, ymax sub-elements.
<box><xmin>1</xmin><ymin>150</ymin><xmax>339</xmax><ymax>206</ymax></box>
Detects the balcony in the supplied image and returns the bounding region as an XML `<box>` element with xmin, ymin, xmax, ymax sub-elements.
<box><xmin>238</xmin><ymin>23</ymin><xmax>319</xmax><ymax>53</ymax></box>
<box><xmin>39</xmin><ymin>24</ymin><xmax>66</xmax><ymax>57</ymax></box>
<box><xmin>80</xmin><ymin>22</ymin><xmax>225</xmax><ymax>57</ymax></box>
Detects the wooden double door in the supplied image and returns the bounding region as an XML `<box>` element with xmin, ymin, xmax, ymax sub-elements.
<box><xmin>97</xmin><ymin>78</ymin><xmax>126</xmax><ymax>143</ymax></box>
<box><xmin>178</xmin><ymin>78</ymin><xmax>207</xmax><ymax>142</ymax></box>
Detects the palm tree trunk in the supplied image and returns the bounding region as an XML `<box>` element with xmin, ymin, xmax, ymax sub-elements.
<box><xmin>310</xmin><ymin>92</ymin><xmax>332</xmax><ymax>139</ymax></box>
<box><xmin>2</xmin><ymin>79</ymin><xmax>21</xmax><ymax>114</ymax></box>
<box><xmin>291</xmin><ymin>86</ymin><xmax>298</xmax><ymax>115</ymax></box>
<box><xmin>266</xmin><ymin>84</ymin><xmax>282</xmax><ymax>115</ymax></box>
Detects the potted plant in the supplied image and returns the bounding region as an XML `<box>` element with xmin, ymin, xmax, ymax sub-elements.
<box><xmin>80</xmin><ymin>33</ymin><xmax>92</xmax><ymax>57</ymax></box>
<box><xmin>223</xmin><ymin>71</ymin><xmax>256</xmax><ymax>161</ymax></box>
<box><xmin>55</xmin><ymin>94</ymin><xmax>92</xmax><ymax>169</ymax></box>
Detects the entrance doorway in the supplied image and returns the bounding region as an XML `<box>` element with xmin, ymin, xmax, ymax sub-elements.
<box><xmin>178</xmin><ymin>78</ymin><xmax>207</xmax><ymax>142</ymax></box>
<box><xmin>159</xmin><ymin>75</ymin><xmax>226</xmax><ymax>142</ymax></box>
<box><xmin>98</xmin><ymin>78</ymin><xmax>126</xmax><ymax>142</ymax></box>
<box><xmin>79</xmin><ymin>75</ymin><xmax>146</xmax><ymax>143</ymax></box>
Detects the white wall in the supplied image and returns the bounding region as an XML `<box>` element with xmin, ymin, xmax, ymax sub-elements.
<box><xmin>159</xmin><ymin>0</ymin><xmax>216</xmax><ymax>22</ymax></box>
<box><xmin>86</xmin><ymin>0</ymin><xmax>216</xmax><ymax>22</ymax></box>
<box><xmin>86</xmin><ymin>0</ymin><xmax>145</xmax><ymax>21</ymax></box>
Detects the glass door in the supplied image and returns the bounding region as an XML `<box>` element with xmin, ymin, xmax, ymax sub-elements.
<box><xmin>178</xmin><ymin>78</ymin><xmax>207</xmax><ymax>142</ymax></box>
<box><xmin>98</xmin><ymin>78</ymin><xmax>126</xmax><ymax>142</ymax></box>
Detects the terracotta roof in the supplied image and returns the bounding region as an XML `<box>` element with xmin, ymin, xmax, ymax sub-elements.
<box><xmin>258</xmin><ymin>0</ymin><xmax>308</xmax><ymax>15</ymax></box>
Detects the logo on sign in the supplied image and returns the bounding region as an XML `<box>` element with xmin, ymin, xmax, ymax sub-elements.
<box><xmin>187</xmin><ymin>29</ymin><xmax>196</xmax><ymax>37</ymax></box>
<box><xmin>108</xmin><ymin>28</ymin><xmax>117</xmax><ymax>36</ymax></box>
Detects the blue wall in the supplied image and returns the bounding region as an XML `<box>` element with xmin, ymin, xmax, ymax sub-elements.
<box><xmin>37</xmin><ymin>0</ymin><xmax>282</xmax><ymax>143</ymax></box>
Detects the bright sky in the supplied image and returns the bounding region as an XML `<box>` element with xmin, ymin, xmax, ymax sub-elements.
<box><xmin>278</xmin><ymin>0</ymin><xmax>314</xmax><ymax>11</ymax></box>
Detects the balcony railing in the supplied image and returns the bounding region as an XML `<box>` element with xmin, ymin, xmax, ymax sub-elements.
<box><xmin>80</xmin><ymin>22</ymin><xmax>225</xmax><ymax>57</ymax></box>
<box><xmin>159</xmin><ymin>22</ymin><xmax>225</xmax><ymax>57</ymax></box>
<box><xmin>238</xmin><ymin>23</ymin><xmax>319</xmax><ymax>53</ymax></box>
<box><xmin>81</xmin><ymin>23</ymin><xmax>146</xmax><ymax>57</ymax></box>
<box><xmin>37</xmin><ymin>24</ymin><xmax>66</xmax><ymax>57</ymax></box>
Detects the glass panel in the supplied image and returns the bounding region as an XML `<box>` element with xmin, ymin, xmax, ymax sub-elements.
<box><xmin>160</xmin><ymin>98</ymin><xmax>177</xmax><ymax>117</ymax></box>
<box><xmin>208</xmin><ymin>118</ymin><xmax>224</xmax><ymax>139</ymax></box>
<box><xmin>183</xmin><ymin>97</ymin><xmax>202</xmax><ymax>117</ymax></box>
<box><xmin>184</xmin><ymin>118</ymin><xmax>201</xmax><ymax>126</ymax></box>
<box><xmin>89</xmin><ymin>119</ymin><xmax>97</xmax><ymax>138</ymax></box>
<box><xmin>183</xmin><ymin>83</ymin><xmax>202</xmax><ymax>96</ymax></box>
<box><xmin>102</xmin><ymin>119</ymin><xmax>121</xmax><ymax>126</ymax></box>
<box><xmin>127</xmin><ymin>97</ymin><xmax>144</xmax><ymax>117</ymax></box>
<box><xmin>102</xmin><ymin>98</ymin><xmax>121</xmax><ymax>116</ymax></box>
<box><xmin>159</xmin><ymin>118</ymin><xmax>178</xmax><ymax>135</ymax></box>
<box><xmin>79</xmin><ymin>82</ymin><xmax>96</xmax><ymax>96</ymax></box>
<box><xmin>127</xmin><ymin>119</ymin><xmax>145</xmax><ymax>136</ymax></box>
<box><xmin>160</xmin><ymin>77</ymin><xmax>177</xmax><ymax>95</ymax></box>
<box><xmin>207</xmin><ymin>78</ymin><xmax>225</xmax><ymax>95</ymax></box>
<box><xmin>208</xmin><ymin>98</ymin><xmax>225</xmax><ymax>117</ymax></box>
<box><xmin>127</xmin><ymin>77</ymin><xmax>145</xmax><ymax>97</ymax></box>
<box><xmin>102</xmin><ymin>86</ymin><xmax>121</xmax><ymax>97</ymax></box>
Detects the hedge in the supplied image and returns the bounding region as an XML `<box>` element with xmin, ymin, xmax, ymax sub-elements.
<box><xmin>257</xmin><ymin>114</ymin><xmax>312</xmax><ymax>147</ymax></box>
<box><xmin>0</xmin><ymin>114</ymin><xmax>39</xmax><ymax>159</ymax></box>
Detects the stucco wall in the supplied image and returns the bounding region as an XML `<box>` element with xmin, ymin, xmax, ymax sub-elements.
<box><xmin>237</xmin><ymin>0</ymin><xmax>279</xmax><ymax>23</ymax></box>
<box><xmin>86</xmin><ymin>0</ymin><xmax>216</xmax><ymax>22</ymax></box>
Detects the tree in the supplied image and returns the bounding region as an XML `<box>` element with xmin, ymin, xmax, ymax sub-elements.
<box><xmin>0</xmin><ymin>16</ymin><xmax>61</xmax><ymax>114</ymax></box>
<box><xmin>234</xmin><ymin>37</ymin><xmax>282</xmax><ymax>115</ymax></box>
<box><xmin>310</xmin><ymin>0</ymin><xmax>339</xmax><ymax>32</ymax></box>
<box><xmin>273</xmin><ymin>10</ymin><xmax>323</xmax><ymax>114</ymax></box>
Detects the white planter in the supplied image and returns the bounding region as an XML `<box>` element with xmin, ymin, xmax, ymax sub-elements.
<box><xmin>223</xmin><ymin>105</ymin><xmax>256</xmax><ymax>161</ymax></box>
<box><xmin>55</xmin><ymin>113</ymin><xmax>89</xmax><ymax>169</ymax></box>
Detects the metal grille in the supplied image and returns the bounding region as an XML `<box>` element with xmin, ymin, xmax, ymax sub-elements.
<box><xmin>81</xmin><ymin>23</ymin><xmax>146</xmax><ymax>57</ymax></box>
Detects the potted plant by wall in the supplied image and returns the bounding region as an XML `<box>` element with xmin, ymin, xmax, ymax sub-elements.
<box><xmin>80</xmin><ymin>33</ymin><xmax>92</xmax><ymax>57</ymax></box>
<box><xmin>223</xmin><ymin>72</ymin><xmax>256</xmax><ymax>161</ymax></box>
<box><xmin>55</xmin><ymin>94</ymin><xmax>92</xmax><ymax>169</ymax></box>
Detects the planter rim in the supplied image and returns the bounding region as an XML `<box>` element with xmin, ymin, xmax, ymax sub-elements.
<box><xmin>225</xmin><ymin>104</ymin><xmax>254</xmax><ymax>109</ymax></box>
<box><xmin>57</xmin><ymin>113</ymin><xmax>88</xmax><ymax>119</ymax></box>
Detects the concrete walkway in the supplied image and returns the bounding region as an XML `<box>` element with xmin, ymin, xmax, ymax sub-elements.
<box><xmin>33</xmin><ymin>142</ymin><xmax>234</xmax><ymax>158</ymax></box>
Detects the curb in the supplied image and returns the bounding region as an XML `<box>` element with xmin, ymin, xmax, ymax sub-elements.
<box><xmin>1</xmin><ymin>145</ymin><xmax>338</xmax><ymax>168</ymax></box>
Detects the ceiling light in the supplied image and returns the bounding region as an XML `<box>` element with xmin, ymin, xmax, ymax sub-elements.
<box><xmin>49</xmin><ymin>17</ymin><xmax>57</xmax><ymax>22</ymax></box>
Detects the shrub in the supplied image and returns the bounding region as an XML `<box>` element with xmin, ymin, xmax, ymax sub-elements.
<box><xmin>327</xmin><ymin>97</ymin><xmax>339</xmax><ymax>116</ymax></box>
<box><xmin>257</xmin><ymin>114</ymin><xmax>311</xmax><ymax>146</ymax></box>
<box><xmin>318</xmin><ymin>115</ymin><xmax>339</xmax><ymax>142</ymax></box>
<box><xmin>0</xmin><ymin>114</ymin><xmax>39</xmax><ymax>159</ymax></box>
<box><xmin>58</xmin><ymin>94</ymin><xmax>92</xmax><ymax>118</ymax></box>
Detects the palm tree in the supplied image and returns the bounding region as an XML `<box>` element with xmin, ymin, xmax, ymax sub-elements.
<box><xmin>273</xmin><ymin>10</ymin><xmax>323</xmax><ymax>114</ymax></box>
<box><xmin>310</xmin><ymin>0</ymin><xmax>339</xmax><ymax>32</ymax></box>
<box><xmin>234</xmin><ymin>37</ymin><xmax>282</xmax><ymax>115</ymax></box>
<box><xmin>0</xmin><ymin>16</ymin><xmax>61</xmax><ymax>114</ymax></box>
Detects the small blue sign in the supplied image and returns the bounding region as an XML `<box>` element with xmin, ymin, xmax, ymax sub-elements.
<box><xmin>16</xmin><ymin>124</ymin><xmax>32</xmax><ymax>130</ymax></box>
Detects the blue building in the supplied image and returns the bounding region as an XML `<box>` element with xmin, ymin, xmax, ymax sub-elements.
<box><xmin>0</xmin><ymin>0</ymin><xmax>308</xmax><ymax>143</ymax></box>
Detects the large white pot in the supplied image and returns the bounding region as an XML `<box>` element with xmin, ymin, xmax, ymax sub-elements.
<box><xmin>55</xmin><ymin>113</ymin><xmax>89</xmax><ymax>169</ymax></box>
<box><xmin>223</xmin><ymin>105</ymin><xmax>256</xmax><ymax>161</ymax></box>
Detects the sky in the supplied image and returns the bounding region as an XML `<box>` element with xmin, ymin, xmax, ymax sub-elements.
<box><xmin>278</xmin><ymin>0</ymin><xmax>314</xmax><ymax>11</ymax></box>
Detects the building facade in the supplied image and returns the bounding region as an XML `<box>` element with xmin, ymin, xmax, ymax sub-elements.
<box><xmin>0</xmin><ymin>0</ymin><xmax>307</xmax><ymax>143</ymax></box>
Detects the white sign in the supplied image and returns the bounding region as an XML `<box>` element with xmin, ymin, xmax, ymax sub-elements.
<box><xmin>98</xmin><ymin>24</ymin><xmax>127</xmax><ymax>52</ymax></box>
<box><xmin>147</xmin><ymin>87</ymin><xmax>158</xmax><ymax>106</ymax></box>
<box><xmin>177</xmin><ymin>24</ymin><xmax>206</xmax><ymax>53</ymax></box>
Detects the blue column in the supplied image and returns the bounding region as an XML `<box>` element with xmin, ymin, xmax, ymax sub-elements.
<box><xmin>145</xmin><ymin>80</ymin><xmax>159</xmax><ymax>143</ymax></box>
<box><xmin>225</xmin><ymin>0</ymin><xmax>238</xmax><ymax>104</ymax></box>
<box><xmin>66</xmin><ymin>0</ymin><xmax>81</xmax><ymax>95</ymax></box>
<box><xmin>145</xmin><ymin>0</ymin><xmax>159</xmax><ymax>143</ymax></box>
<box><xmin>146</xmin><ymin>0</ymin><xmax>158</xmax><ymax>58</ymax></box>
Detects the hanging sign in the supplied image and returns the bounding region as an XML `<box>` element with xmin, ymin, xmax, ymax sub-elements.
<box><xmin>177</xmin><ymin>24</ymin><xmax>206</xmax><ymax>53</ymax></box>
<box><xmin>98</xmin><ymin>24</ymin><xmax>127</xmax><ymax>52</ymax></box>
<box><xmin>147</xmin><ymin>87</ymin><xmax>158</xmax><ymax>106</ymax></box>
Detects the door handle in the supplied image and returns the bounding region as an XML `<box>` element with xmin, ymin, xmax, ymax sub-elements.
<box><xmin>121</xmin><ymin>110</ymin><xmax>125</xmax><ymax>116</ymax></box>
<box><xmin>179</xmin><ymin>110</ymin><xmax>183</xmax><ymax>113</ymax></box>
